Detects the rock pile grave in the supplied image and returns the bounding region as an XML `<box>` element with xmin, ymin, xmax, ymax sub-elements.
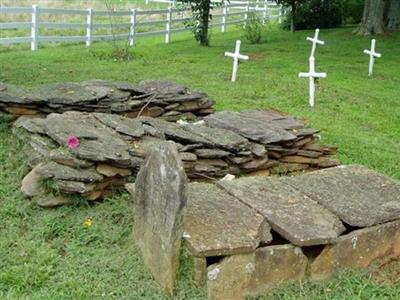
<box><xmin>129</xmin><ymin>162</ymin><xmax>400</xmax><ymax>299</ymax></box>
<box><xmin>15</xmin><ymin>109</ymin><xmax>339</xmax><ymax>206</ymax></box>
<box><xmin>0</xmin><ymin>80</ymin><xmax>215</xmax><ymax>121</ymax></box>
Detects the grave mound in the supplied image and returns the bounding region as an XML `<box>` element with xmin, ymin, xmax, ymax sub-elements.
<box><xmin>129</xmin><ymin>153</ymin><xmax>400</xmax><ymax>299</ymax></box>
<box><xmin>0</xmin><ymin>80</ymin><xmax>214</xmax><ymax>120</ymax></box>
<box><xmin>15</xmin><ymin>109</ymin><xmax>338</xmax><ymax>206</ymax></box>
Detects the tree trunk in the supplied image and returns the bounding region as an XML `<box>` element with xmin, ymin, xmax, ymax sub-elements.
<box><xmin>387</xmin><ymin>0</ymin><xmax>400</xmax><ymax>29</ymax></box>
<box><xmin>199</xmin><ymin>0</ymin><xmax>210</xmax><ymax>46</ymax></box>
<box><xmin>356</xmin><ymin>0</ymin><xmax>386</xmax><ymax>35</ymax></box>
<box><xmin>290</xmin><ymin>2</ymin><xmax>296</xmax><ymax>32</ymax></box>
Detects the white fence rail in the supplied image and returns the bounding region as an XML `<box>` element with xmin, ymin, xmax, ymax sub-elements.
<box><xmin>0</xmin><ymin>2</ymin><xmax>281</xmax><ymax>51</ymax></box>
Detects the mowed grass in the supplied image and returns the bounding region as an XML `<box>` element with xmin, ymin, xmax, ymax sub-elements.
<box><xmin>0</xmin><ymin>26</ymin><xmax>399</xmax><ymax>299</ymax></box>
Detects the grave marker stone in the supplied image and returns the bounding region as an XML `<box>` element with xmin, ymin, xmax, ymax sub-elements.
<box><xmin>133</xmin><ymin>142</ymin><xmax>188</xmax><ymax>296</ymax></box>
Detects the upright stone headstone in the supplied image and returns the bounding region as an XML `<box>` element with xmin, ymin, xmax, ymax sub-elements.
<box><xmin>134</xmin><ymin>142</ymin><xmax>188</xmax><ymax>296</ymax></box>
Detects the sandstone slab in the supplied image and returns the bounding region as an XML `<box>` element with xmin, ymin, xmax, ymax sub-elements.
<box><xmin>184</xmin><ymin>182</ymin><xmax>271</xmax><ymax>256</ymax></box>
<box><xmin>134</xmin><ymin>142</ymin><xmax>187</xmax><ymax>296</ymax></box>
<box><xmin>311</xmin><ymin>220</ymin><xmax>400</xmax><ymax>280</ymax></box>
<box><xmin>207</xmin><ymin>245</ymin><xmax>308</xmax><ymax>300</ymax></box>
<box><xmin>218</xmin><ymin>177</ymin><xmax>345</xmax><ymax>246</ymax></box>
<box><xmin>286</xmin><ymin>165</ymin><xmax>400</xmax><ymax>227</ymax></box>
<box><xmin>204</xmin><ymin>111</ymin><xmax>297</xmax><ymax>144</ymax></box>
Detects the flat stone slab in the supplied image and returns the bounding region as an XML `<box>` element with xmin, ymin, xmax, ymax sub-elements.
<box><xmin>285</xmin><ymin>165</ymin><xmax>400</xmax><ymax>227</ymax></box>
<box><xmin>311</xmin><ymin>220</ymin><xmax>400</xmax><ymax>280</ymax></box>
<box><xmin>207</xmin><ymin>244</ymin><xmax>308</xmax><ymax>300</ymax></box>
<box><xmin>184</xmin><ymin>182</ymin><xmax>271</xmax><ymax>256</ymax></box>
<box><xmin>218</xmin><ymin>177</ymin><xmax>345</xmax><ymax>246</ymax></box>
<box><xmin>204</xmin><ymin>111</ymin><xmax>298</xmax><ymax>145</ymax></box>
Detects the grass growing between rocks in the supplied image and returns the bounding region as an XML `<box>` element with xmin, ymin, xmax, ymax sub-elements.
<box><xmin>0</xmin><ymin>26</ymin><xmax>399</xmax><ymax>299</ymax></box>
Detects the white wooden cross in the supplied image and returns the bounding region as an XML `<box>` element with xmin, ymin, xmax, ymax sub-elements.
<box><xmin>225</xmin><ymin>40</ymin><xmax>249</xmax><ymax>82</ymax></box>
<box><xmin>306</xmin><ymin>28</ymin><xmax>325</xmax><ymax>58</ymax></box>
<box><xmin>363</xmin><ymin>39</ymin><xmax>381</xmax><ymax>76</ymax></box>
<box><xmin>299</xmin><ymin>57</ymin><xmax>327</xmax><ymax>107</ymax></box>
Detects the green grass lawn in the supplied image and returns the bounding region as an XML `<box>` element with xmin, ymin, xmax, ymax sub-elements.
<box><xmin>0</xmin><ymin>26</ymin><xmax>399</xmax><ymax>299</ymax></box>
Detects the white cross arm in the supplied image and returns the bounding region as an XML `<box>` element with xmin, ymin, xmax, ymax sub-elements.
<box><xmin>306</xmin><ymin>37</ymin><xmax>325</xmax><ymax>45</ymax></box>
<box><xmin>224</xmin><ymin>52</ymin><xmax>249</xmax><ymax>60</ymax></box>
<box><xmin>299</xmin><ymin>71</ymin><xmax>327</xmax><ymax>78</ymax></box>
<box><xmin>363</xmin><ymin>49</ymin><xmax>382</xmax><ymax>58</ymax></box>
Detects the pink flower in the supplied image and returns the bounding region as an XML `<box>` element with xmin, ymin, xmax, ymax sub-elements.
<box><xmin>67</xmin><ymin>135</ymin><xmax>80</xmax><ymax>149</ymax></box>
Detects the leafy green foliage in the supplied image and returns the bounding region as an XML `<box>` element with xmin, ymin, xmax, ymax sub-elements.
<box><xmin>181</xmin><ymin>0</ymin><xmax>223</xmax><ymax>46</ymax></box>
<box><xmin>343</xmin><ymin>0</ymin><xmax>365</xmax><ymax>24</ymax></box>
<box><xmin>242</xmin><ymin>13</ymin><xmax>265</xmax><ymax>44</ymax></box>
<box><xmin>281</xmin><ymin>0</ymin><xmax>344</xmax><ymax>30</ymax></box>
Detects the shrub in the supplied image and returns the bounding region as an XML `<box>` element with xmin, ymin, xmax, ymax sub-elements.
<box><xmin>242</xmin><ymin>13</ymin><xmax>265</xmax><ymax>44</ymax></box>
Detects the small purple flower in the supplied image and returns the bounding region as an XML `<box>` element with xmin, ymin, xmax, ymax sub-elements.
<box><xmin>67</xmin><ymin>135</ymin><xmax>80</xmax><ymax>149</ymax></box>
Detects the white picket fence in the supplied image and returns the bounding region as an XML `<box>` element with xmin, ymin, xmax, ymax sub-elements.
<box><xmin>0</xmin><ymin>2</ymin><xmax>281</xmax><ymax>51</ymax></box>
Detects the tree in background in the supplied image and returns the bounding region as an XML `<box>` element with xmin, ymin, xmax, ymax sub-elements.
<box><xmin>356</xmin><ymin>0</ymin><xmax>400</xmax><ymax>35</ymax></box>
<box><xmin>275</xmin><ymin>0</ymin><xmax>307</xmax><ymax>32</ymax></box>
<box><xmin>181</xmin><ymin>0</ymin><xmax>223</xmax><ymax>46</ymax></box>
<box><xmin>387</xmin><ymin>0</ymin><xmax>400</xmax><ymax>30</ymax></box>
<box><xmin>280</xmin><ymin>0</ymin><xmax>343</xmax><ymax>31</ymax></box>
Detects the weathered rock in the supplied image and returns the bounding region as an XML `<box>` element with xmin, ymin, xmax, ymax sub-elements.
<box><xmin>124</xmin><ymin>183</ymin><xmax>135</xmax><ymax>196</ymax></box>
<box><xmin>240</xmin><ymin>157</ymin><xmax>269</xmax><ymax>170</ymax></box>
<box><xmin>204</xmin><ymin>111</ymin><xmax>297</xmax><ymax>144</ymax></box>
<box><xmin>134</xmin><ymin>142</ymin><xmax>187</xmax><ymax>296</ymax></box>
<box><xmin>218</xmin><ymin>177</ymin><xmax>345</xmax><ymax>246</ymax></box>
<box><xmin>179</xmin><ymin>152</ymin><xmax>197</xmax><ymax>161</ymax></box>
<box><xmin>229</xmin><ymin>156</ymin><xmax>253</xmax><ymax>165</ymax></box>
<box><xmin>45</xmin><ymin>112</ymin><xmax>132</xmax><ymax>166</ymax></box>
<box><xmin>14</xmin><ymin>109</ymin><xmax>341</xmax><ymax>202</ymax></box>
<box><xmin>271</xmin><ymin>163</ymin><xmax>309</xmax><ymax>174</ymax></box>
<box><xmin>21</xmin><ymin>166</ymin><xmax>43</xmax><ymax>197</ymax></box>
<box><xmin>96</xmin><ymin>163</ymin><xmax>131</xmax><ymax>177</ymax></box>
<box><xmin>49</xmin><ymin>149</ymin><xmax>94</xmax><ymax>168</ymax></box>
<box><xmin>184</xmin><ymin>123</ymin><xmax>250</xmax><ymax>151</ymax></box>
<box><xmin>250</xmin><ymin>143</ymin><xmax>267</xmax><ymax>157</ymax></box>
<box><xmin>285</xmin><ymin>165</ymin><xmax>400</xmax><ymax>227</ymax></box>
<box><xmin>296</xmin><ymin>150</ymin><xmax>322</xmax><ymax>158</ymax></box>
<box><xmin>94</xmin><ymin>113</ymin><xmax>145</xmax><ymax>138</ymax></box>
<box><xmin>36</xmin><ymin>162</ymin><xmax>103</xmax><ymax>183</ymax></box>
<box><xmin>125</xmin><ymin>106</ymin><xmax>165</xmax><ymax>118</ymax></box>
<box><xmin>55</xmin><ymin>180</ymin><xmax>96</xmax><ymax>194</ymax></box>
<box><xmin>140</xmin><ymin>117</ymin><xmax>211</xmax><ymax>146</ymax></box>
<box><xmin>184</xmin><ymin>182</ymin><xmax>270</xmax><ymax>256</ymax></box>
<box><xmin>207</xmin><ymin>245</ymin><xmax>308</xmax><ymax>300</ymax></box>
<box><xmin>303</xmin><ymin>143</ymin><xmax>337</xmax><ymax>154</ymax></box>
<box><xmin>240</xmin><ymin>110</ymin><xmax>305</xmax><ymax>130</ymax></box>
<box><xmin>0</xmin><ymin>80</ymin><xmax>215</xmax><ymax>120</ymax></box>
<box><xmin>194</xmin><ymin>149</ymin><xmax>231</xmax><ymax>158</ymax></box>
<box><xmin>311</xmin><ymin>220</ymin><xmax>400</xmax><ymax>280</ymax></box>
<box><xmin>14</xmin><ymin>116</ymin><xmax>46</xmax><ymax>134</ymax></box>
<box><xmin>35</xmin><ymin>194</ymin><xmax>73</xmax><ymax>208</ymax></box>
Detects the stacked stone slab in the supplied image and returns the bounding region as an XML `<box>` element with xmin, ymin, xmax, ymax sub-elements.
<box><xmin>0</xmin><ymin>80</ymin><xmax>215</xmax><ymax>121</ymax></box>
<box><xmin>15</xmin><ymin>110</ymin><xmax>338</xmax><ymax>206</ymax></box>
<box><xmin>180</xmin><ymin>165</ymin><xmax>400</xmax><ymax>299</ymax></box>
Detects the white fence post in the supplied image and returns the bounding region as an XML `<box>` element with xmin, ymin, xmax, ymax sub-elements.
<box><xmin>165</xmin><ymin>6</ymin><xmax>172</xmax><ymax>44</ymax></box>
<box><xmin>278</xmin><ymin>5</ymin><xmax>283</xmax><ymax>24</ymax></box>
<box><xmin>244</xmin><ymin>1</ymin><xmax>250</xmax><ymax>26</ymax></box>
<box><xmin>129</xmin><ymin>8</ymin><xmax>137</xmax><ymax>46</ymax></box>
<box><xmin>221</xmin><ymin>2</ymin><xmax>228</xmax><ymax>33</ymax></box>
<box><xmin>86</xmin><ymin>8</ymin><xmax>93</xmax><ymax>46</ymax></box>
<box><xmin>262</xmin><ymin>0</ymin><xmax>268</xmax><ymax>25</ymax></box>
<box><xmin>31</xmin><ymin>5</ymin><xmax>39</xmax><ymax>51</ymax></box>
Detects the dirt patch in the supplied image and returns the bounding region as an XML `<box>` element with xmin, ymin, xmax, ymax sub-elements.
<box><xmin>370</xmin><ymin>257</ymin><xmax>400</xmax><ymax>285</ymax></box>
